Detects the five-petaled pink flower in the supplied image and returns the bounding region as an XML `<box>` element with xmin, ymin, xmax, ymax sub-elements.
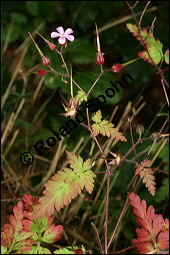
<box><xmin>51</xmin><ymin>26</ymin><xmax>74</xmax><ymax>44</ymax></box>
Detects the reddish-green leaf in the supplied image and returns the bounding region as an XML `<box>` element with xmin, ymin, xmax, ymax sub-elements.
<box><xmin>32</xmin><ymin>151</ymin><xmax>96</xmax><ymax>218</ymax></box>
<box><xmin>92</xmin><ymin>110</ymin><xmax>127</xmax><ymax>142</ymax></box>
<box><xmin>126</xmin><ymin>23</ymin><xmax>164</xmax><ymax>65</ymax></box>
<box><xmin>42</xmin><ymin>224</ymin><xmax>63</xmax><ymax>243</ymax></box>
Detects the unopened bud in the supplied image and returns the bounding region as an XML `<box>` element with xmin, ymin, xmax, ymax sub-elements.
<box><xmin>96</xmin><ymin>51</ymin><xmax>104</xmax><ymax>65</ymax></box>
<box><xmin>75</xmin><ymin>249</ymin><xmax>83</xmax><ymax>254</ymax></box>
<box><xmin>42</xmin><ymin>55</ymin><xmax>50</xmax><ymax>66</ymax></box>
<box><xmin>111</xmin><ymin>64</ymin><xmax>124</xmax><ymax>73</ymax></box>
<box><xmin>37</xmin><ymin>69</ymin><xmax>47</xmax><ymax>76</ymax></box>
<box><xmin>46</xmin><ymin>41</ymin><xmax>56</xmax><ymax>50</ymax></box>
<box><xmin>36</xmin><ymin>31</ymin><xmax>56</xmax><ymax>51</ymax></box>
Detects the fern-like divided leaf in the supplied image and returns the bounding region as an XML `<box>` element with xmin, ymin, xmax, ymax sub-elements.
<box><xmin>135</xmin><ymin>160</ymin><xmax>156</xmax><ymax>196</ymax></box>
<box><xmin>129</xmin><ymin>192</ymin><xmax>169</xmax><ymax>254</ymax></box>
<box><xmin>92</xmin><ymin>110</ymin><xmax>127</xmax><ymax>142</ymax></box>
<box><xmin>32</xmin><ymin>151</ymin><xmax>96</xmax><ymax>219</ymax></box>
<box><xmin>1</xmin><ymin>200</ymin><xmax>34</xmax><ymax>253</ymax></box>
<box><xmin>1</xmin><ymin>194</ymin><xmax>64</xmax><ymax>254</ymax></box>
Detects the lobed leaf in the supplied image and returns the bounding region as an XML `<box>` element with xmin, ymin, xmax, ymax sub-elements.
<box><xmin>1</xmin><ymin>200</ymin><xmax>33</xmax><ymax>251</ymax></box>
<box><xmin>126</xmin><ymin>23</ymin><xmax>164</xmax><ymax>65</ymax></box>
<box><xmin>129</xmin><ymin>192</ymin><xmax>169</xmax><ymax>254</ymax></box>
<box><xmin>32</xmin><ymin>151</ymin><xmax>96</xmax><ymax>218</ymax></box>
<box><xmin>92</xmin><ymin>110</ymin><xmax>127</xmax><ymax>142</ymax></box>
<box><xmin>42</xmin><ymin>224</ymin><xmax>63</xmax><ymax>243</ymax></box>
<box><xmin>1</xmin><ymin>194</ymin><xmax>63</xmax><ymax>254</ymax></box>
<box><xmin>135</xmin><ymin>160</ymin><xmax>156</xmax><ymax>196</ymax></box>
<box><xmin>75</xmin><ymin>90</ymin><xmax>87</xmax><ymax>104</ymax></box>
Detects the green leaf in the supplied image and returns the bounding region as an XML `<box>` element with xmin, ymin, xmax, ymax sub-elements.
<box><xmin>32</xmin><ymin>151</ymin><xmax>96</xmax><ymax>218</ymax></box>
<box><xmin>1</xmin><ymin>245</ymin><xmax>8</xmax><ymax>254</ymax></box>
<box><xmin>54</xmin><ymin>245</ymin><xmax>86</xmax><ymax>254</ymax></box>
<box><xmin>92</xmin><ymin>110</ymin><xmax>102</xmax><ymax>123</ymax></box>
<box><xmin>92</xmin><ymin>110</ymin><xmax>127</xmax><ymax>142</ymax></box>
<box><xmin>29</xmin><ymin>246</ymin><xmax>51</xmax><ymax>254</ymax></box>
<box><xmin>127</xmin><ymin>23</ymin><xmax>164</xmax><ymax>65</ymax></box>
<box><xmin>10</xmin><ymin>12</ymin><xmax>27</xmax><ymax>24</ymax></box>
<box><xmin>126</xmin><ymin>23</ymin><xmax>138</xmax><ymax>34</ymax></box>
<box><xmin>75</xmin><ymin>90</ymin><xmax>87</xmax><ymax>104</ymax></box>
<box><xmin>26</xmin><ymin>1</ymin><xmax>39</xmax><ymax>16</ymax></box>
<box><xmin>164</xmin><ymin>49</ymin><xmax>169</xmax><ymax>64</ymax></box>
<box><xmin>67</xmin><ymin>38</ymin><xmax>95</xmax><ymax>64</ymax></box>
<box><xmin>138</xmin><ymin>36</ymin><xmax>163</xmax><ymax>65</ymax></box>
<box><xmin>155</xmin><ymin>179</ymin><xmax>169</xmax><ymax>203</ymax></box>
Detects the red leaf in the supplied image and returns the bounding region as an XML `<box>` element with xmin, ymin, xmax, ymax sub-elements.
<box><xmin>132</xmin><ymin>239</ymin><xmax>154</xmax><ymax>254</ymax></box>
<box><xmin>129</xmin><ymin>192</ymin><xmax>169</xmax><ymax>254</ymax></box>
<box><xmin>157</xmin><ymin>230</ymin><xmax>169</xmax><ymax>249</ymax></box>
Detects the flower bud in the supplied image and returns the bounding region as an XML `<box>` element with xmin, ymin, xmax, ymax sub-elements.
<box><xmin>111</xmin><ymin>64</ymin><xmax>124</xmax><ymax>73</ymax></box>
<box><xmin>46</xmin><ymin>41</ymin><xmax>56</xmax><ymax>50</ymax></box>
<box><xmin>37</xmin><ymin>69</ymin><xmax>47</xmax><ymax>76</ymax></box>
<box><xmin>75</xmin><ymin>249</ymin><xmax>83</xmax><ymax>254</ymax></box>
<box><xmin>42</xmin><ymin>55</ymin><xmax>51</xmax><ymax>66</ymax></box>
<box><xmin>96</xmin><ymin>51</ymin><xmax>104</xmax><ymax>65</ymax></box>
<box><xmin>36</xmin><ymin>31</ymin><xmax>56</xmax><ymax>51</ymax></box>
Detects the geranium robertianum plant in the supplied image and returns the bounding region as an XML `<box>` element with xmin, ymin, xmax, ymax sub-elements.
<box><xmin>2</xmin><ymin>1</ymin><xmax>169</xmax><ymax>254</ymax></box>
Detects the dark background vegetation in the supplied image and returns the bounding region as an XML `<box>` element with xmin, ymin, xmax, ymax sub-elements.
<box><xmin>2</xmin><ymin>1</ymin><xmax>169</xmax><ymax>253</ymax></box>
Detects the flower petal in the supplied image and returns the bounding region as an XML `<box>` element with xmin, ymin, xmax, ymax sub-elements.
<box><xmin>51</xmin><ymin>32</ymin><xmax>61</xmax><ymax>38</ymax></box>
<box><xmin>56</xmin><ymin>26</ymin><xmax>64</xmax><ymax>35</ymax></box>
<box><xmin>65</xmin><ymin>35</ymin><xmax>74</xmax><ymax>42</ymax></box>
<box><xmin>58</xmin><ymin>37</ymin><xmax>66</xmax><ymax>44</ymax></box>
<box><xmin>64</xmin><ymin>28</ymin><xmax>74</xmax><ymax>36</ymax></box>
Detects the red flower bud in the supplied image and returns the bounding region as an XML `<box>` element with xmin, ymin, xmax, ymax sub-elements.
<box><xmin>46</xmin><ymin>41</ymin><xmax>56</xmax><ymax>50</ymax></box>
<box><xmin>37</xmin><ymin>69</ymin><xmax>47</xmax><ymax>76</ymax></box>
<box><xmin>42</xmin><ymin>55</ymin><xmax>51</xmax><ymax>66</ymax></box>
<box><xmin>96</xmin><ymin>51</ymin><xmax>104</xmax><ymax>65</ymax></box>
<box><xmin>75</xmin><ymin>249</ymin><xmax>83</xmax><ymax>254</ymax></box>
<box><xmin>111</xmin><ymin>64</ymin><xmax>124</xmax><ymax>73</ymax></box>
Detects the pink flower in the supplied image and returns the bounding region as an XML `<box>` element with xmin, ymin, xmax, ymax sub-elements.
<box><xmin>51</xmin><ymin>26</ymin><xmax>74</xmax><ymax>44</ymax></box>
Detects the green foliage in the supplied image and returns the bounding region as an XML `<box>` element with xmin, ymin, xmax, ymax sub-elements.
<box><xmin>164</xmin><ymin>49</ymin><xmax>169</xmax><ymax>64</ymax></box>
<box><xmin>155</xmin><ymin>178</ymin><xmax>169</xmax><ymax>203</ymax></box>
<box><xmin>75</xmin><ymin>90</ymin><xmax>87</xmax><ymax>104</ymax></box>
<box><xmin>67</xmin><ymin>38</ymin><xmax>96</xmax><ymax>64</ymax></box>
<box><xmin>2</xmin><ymin>1</ymin><xmax>169</xmax><ymax>254</ymax></box>
<box><xmin>126</xmin><ymin>23</ymin><xmax>169</xmax><ymax>66</ymax></box>
<box><xmin>1</xmin><ymin>195</ymin><xmax>63</xmax><ymax>254</ymax></box>
<box><xmin>32</xmin><ymin>151</ymin><xmax>96</xmax><ymax>218</ymax></box>
<box><xmin>54</xmin><ymin>245</ymin><xmax>85</xmax><ymax>254</ymax></box>
<box><xmin>26</xmin><ymin>1</ymin><xmax>39</xmax><ymax>16</ymax></box>
<box><xmin>92</xmin><ymin>110</ymin><xmax>127</xmax><ymax>141</ymax></box>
